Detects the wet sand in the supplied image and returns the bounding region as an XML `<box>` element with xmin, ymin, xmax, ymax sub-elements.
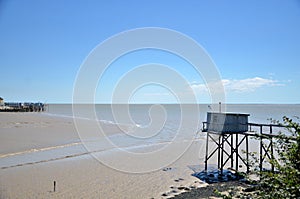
<box><xmin>0</xmin><ymin>113</ymin><xmax>210</xmax><ymax>198</ymax></box>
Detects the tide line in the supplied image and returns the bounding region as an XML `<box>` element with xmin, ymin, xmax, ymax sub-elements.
<box><xmin>0</xmin><ymin>142</ymin><xmax>82</xmax><ymax>158</ymax></box>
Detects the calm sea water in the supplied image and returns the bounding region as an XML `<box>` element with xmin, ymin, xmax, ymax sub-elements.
<box><xmin>46</xmin><ymin>103</ymin><xmax>300</xmax><ymax>144</ymax></box>
<box><xmin>47</xmin><ymin>104</ymin><xmax>300</xmax><ymax>126</ymax></box>
<box><xmin>2</xmin><ymin>104</ymin><xmax>299</xmax><ymax>169</ymax></box>
<box><xmin>50</xmin><ymin>104</ymin><xmax>300</xmax><ymax>162</ymax></box>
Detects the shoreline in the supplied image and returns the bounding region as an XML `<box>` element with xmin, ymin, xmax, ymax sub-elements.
<box><xmin>0</xmin><ymin>112</ymin><xmax>207</xmax><ymax>198</ymax></box>
<box><xmin>0</xmin><ymin>109</ymin><xmax>282</xmax><ymax>198</ymax></box>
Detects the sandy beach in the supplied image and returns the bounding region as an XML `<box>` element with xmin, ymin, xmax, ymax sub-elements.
<box><xmin>0</xmin><ymin>107</ymin><xmax>290</xmax><ymax>198</ymax></box>
<box><xmin>0</xmin><ymin>112</ymin><xmax>211</xmax><ymax>198</ymax></box>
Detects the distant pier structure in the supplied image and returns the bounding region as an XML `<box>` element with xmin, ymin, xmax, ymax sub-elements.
<box><xmin>0</xmin><ymin>97</ymin><xmax>46</xmax><ymax>112</ymax></box>
<box><xmin>202</xmin><ymin>112</ymin><xmax>286</xmax><ymax>174</ymax></box>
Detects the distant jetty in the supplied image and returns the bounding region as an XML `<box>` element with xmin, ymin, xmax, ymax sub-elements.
<box><xmin>0</xmin><ymin>97</ymin><xmax>45</xmax><ymax>112</ymax></box>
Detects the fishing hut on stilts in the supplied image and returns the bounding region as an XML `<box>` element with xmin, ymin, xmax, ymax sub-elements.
<box><xmin>202</xmin><ymin>111</ymin><xmax>286</xmax><ymax>175</ymax></box>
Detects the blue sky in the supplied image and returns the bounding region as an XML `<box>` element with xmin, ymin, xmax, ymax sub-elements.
<box><xmin>0</xmin><ymin>0</ymin><xmax>299</xmax><ymax>103</ymax></box>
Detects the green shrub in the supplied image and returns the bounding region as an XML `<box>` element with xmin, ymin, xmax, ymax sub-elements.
<box><xmin>255</xmin><ymin>116</ymin><xmax>300</xmax><ymax>198</ymax></box>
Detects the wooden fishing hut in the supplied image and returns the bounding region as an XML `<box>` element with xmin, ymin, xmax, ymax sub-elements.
<box><xmin>202</xmin><ymin>112</ymin><xmax>285</xmax><ymax>174</ymax></box>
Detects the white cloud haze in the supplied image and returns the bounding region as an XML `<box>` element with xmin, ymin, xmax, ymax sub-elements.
<box><xmin>191</xmin><ymin>77</ymin><xmax>282</xmax><ymax>93</ymax></box>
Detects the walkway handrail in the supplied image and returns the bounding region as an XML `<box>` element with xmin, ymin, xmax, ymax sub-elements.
<box><xmin>247</xmin><ymin>122</ymin><xmax>285</xmax><ymax>128</ymax></box>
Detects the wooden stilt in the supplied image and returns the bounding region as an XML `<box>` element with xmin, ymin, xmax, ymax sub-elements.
<box><xmin>205</xmin><ymin>132</ymin><xmax>209</xmax><ymax>171</ymax></box>
<box><xmin>231</xmin><ymin>134</ymin><xmax>234</xmax><ymax>169</ymax></box>
<box><xmin>260</xmin><ymin>125</ymin><xmax>263</xmax><ymax>172</ymax></box>
<box><xmin>246</xmin><ymin>135</ymin><xmax>249</xmax><ymax>173</ymax></box>
<box><xmin>236</xmin><ymin>133</ymin><xmax>239</xmax><ymax>171</ymax></box>
<box><xmin>220</xmin><ymin>136</ymin><xmax>224</xmax><ymax>175</ymax></box>
<box><xmin>270</xmin><ymin>126</ymin><xmax>274</xmax><ymax>172</ymax></box>
<box><xmin>217</xmin><ymin>135</ymin><xmax>221</xmax><ymax>170</ymax></box>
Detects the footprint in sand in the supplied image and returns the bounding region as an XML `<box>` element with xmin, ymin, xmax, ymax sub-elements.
<box><xmin>161</xmin><ymin>193</ymin><xmax>168</xmax><ymax>197</ymax></box>
<box><xmin>162</xmin><ymin>167</ymin><xmax>172</xmax><ymax>171</ymax></box>
<box><xmin>174</xmin><ymin>178</ymin><xmax>184</xmax><ymax>182</ymax></box>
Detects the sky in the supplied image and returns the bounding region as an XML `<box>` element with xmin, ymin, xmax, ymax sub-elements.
<box><xmin>0</xmin><ymin>0</ymin><xmax>299</xmax><ymax>104</ymax></box>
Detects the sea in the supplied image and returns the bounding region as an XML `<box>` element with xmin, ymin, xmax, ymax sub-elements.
<box><xmin>1</xmin><ymin>104</ymin><xmax>300</xmax><ymax>171</ymax></box>
<box><xmin>47</xmin><ymin>103</ymin><xmax>300</xmax><ymax>155</ymax></box>
<box><xmin>47</xmin><ymin>104</ymin><xmax>300</xmax><ymax>126</ymax></box>
<box><xmin>47</xmin><ymin>103</ymin><xmax>300</xmax><ymax>153</ymax></box>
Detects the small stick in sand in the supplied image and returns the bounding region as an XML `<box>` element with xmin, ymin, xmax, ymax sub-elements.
<box><xmin>53</xmin><ymin>181</ymin><xmax>56</xmax><ymax>192</ymax></box>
